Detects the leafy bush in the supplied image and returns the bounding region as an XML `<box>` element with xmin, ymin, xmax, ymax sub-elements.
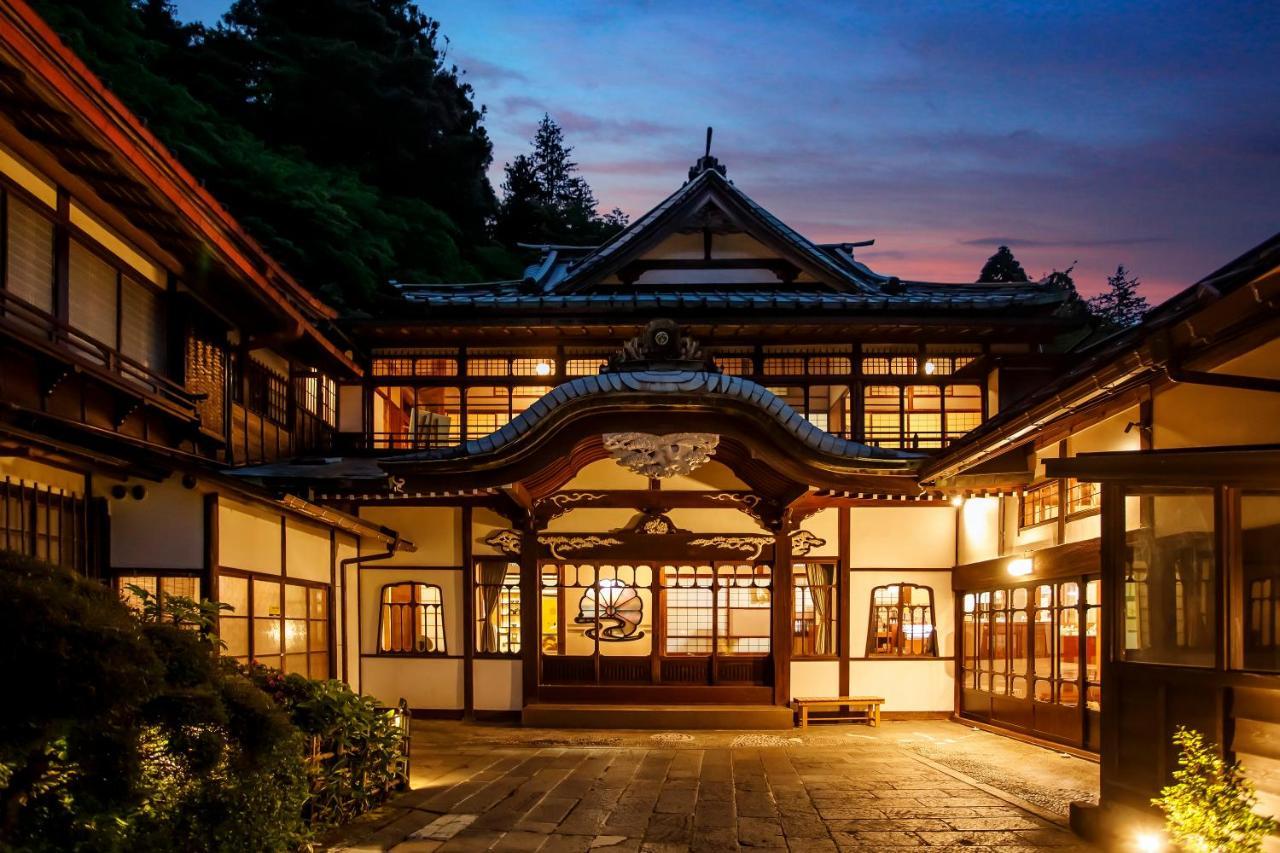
<box><xmin>1153</xmin><ymin>726</ymin><xmax>1278</xmax><ymax>852</ymax></box>
<box><xmin>248</xmin><ymin>667</ymin><xmax>408</xmax><ymax>827</ymax></box>
<box><xmin>0</xmin><ymin>554</ymin><xmax>309</xmax><ymax>851</ymax></box>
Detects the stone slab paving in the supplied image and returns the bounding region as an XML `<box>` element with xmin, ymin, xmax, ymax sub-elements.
<box><xmin>322</xmin><ymin>722</ymin><xmax>1098</xmax><ymax>852</ymax></box>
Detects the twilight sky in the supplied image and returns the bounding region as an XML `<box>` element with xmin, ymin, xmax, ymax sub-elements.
<box><xmin>175</xmin><ymin>1</ymin><xmax>1279</xmax><ymax>300</ymax></box>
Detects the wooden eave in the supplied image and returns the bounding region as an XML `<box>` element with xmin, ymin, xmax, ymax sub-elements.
<box><xmin>1045</xmin><ymin>446</ymin><xmax>1280</xmax><ymax>487</ymax></box>
<box><xmin>0</xmin><ymin>0</ymin><xmax>360</xmax><ymax>378</ymax></box>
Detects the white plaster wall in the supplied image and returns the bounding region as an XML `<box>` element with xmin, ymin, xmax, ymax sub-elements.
<box><xmin>663</xmin><ymin>460</ymin><xmax>750</xmax><ymax>491</ymax></box>
<box><xmin>957</xmin><ymin>498</ymin><xmax>999</xmax><ymax>565</ymax></box>
<box><xmin>849</xmin><ymin>506</ymin><xmax>955</xmax><ymax>568</ymax></box>
<box><xmin>107</xmin><ymin>475</ymin><xmax>204</xmax><ymax>570</ymax></box>
<box><xmin>474</xmin><ymin>659</ymin><xmax>522</xmax><ymax>710</ymax></box>
<box><xmin>1069</xmin><ymin>408</ymin><xmax>1139</xmax><ymax>456</ymax></box>
<box><xmin>804</xmin><ymin>508</ymin><xmax>839</xmax><ymax>558</ymax></box>
<box><xmin>545</xmin><ymin>508</ymin><xmax>639</xmax><ymax>533</ymax></box>
<box><xmin>1065</xmin><ymin>514</ymin><xmax>1101</xmax><ymax>543</ymax></box>
<box><xmin>560</xmin><ymin>459</ymin><xmax>647</xmax><ymax>490</ymax></box>
<box><xmin>218</xmin><ymin>497</ymin><xmax>282</xmax><ymax>574</ymax></box>
<box><xmin>847</xmin><ymin>660</ymin><xmax>954</xmax><ymax>712</ymax></box>
<box><xmin>1154</xmin><ymin>338</ymin><xmax>1280</xmax><ymax>450</ymax></box>
<box><xmin>0</xmin><ymin>457</ymin><xmax>85</xmax><ymax>494</ymax></box>
<box><xmin>362</xmin><ymin>657</ymin><xmax>463</xmax><ymax>710</ymax></box>
<box><xmin>285</xmin><ymin>517</ymin><xmax>331</xmax><ymax>583</ymax></box>
<box><xmin>359</xmin><ymin>506</ymin><xmax>460</xmax><ymax>565</ymax></box>
<box><xmin>665</xmin><ymin>507</ymin><xmax>763</xmax><ymax>535</ymax></box>
<box><xmin>359</xmin><ymin>567</ymin><xmax>463</xmax><ymax>657</ymax></box>
<box><xmin>790</xmin><ymin>660</ymin><xmax>841</xmax><ymax>700</ymax></box>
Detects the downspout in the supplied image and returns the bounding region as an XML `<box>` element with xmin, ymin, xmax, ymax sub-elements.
<box><xmin>338</xmin><ymin>537</ymin><xmax>406</xmax><ymax>685</ymax></box>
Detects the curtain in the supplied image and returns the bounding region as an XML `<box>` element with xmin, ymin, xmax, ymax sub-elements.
<box><xmin>478</xmin><ymin>562</ymin><xmax>510</xmax><ymax>653</ymax></box>
<box><xmin>805</xmin><ymin>562</ymin><xmax>835</xmax><ymax>655</ymax></box>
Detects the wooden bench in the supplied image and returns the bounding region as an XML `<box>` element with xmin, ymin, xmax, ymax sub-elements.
<box><xmin>792</xmin><ymin>696</ymin><xmax>884</xmax><ymax>727</ymax></box>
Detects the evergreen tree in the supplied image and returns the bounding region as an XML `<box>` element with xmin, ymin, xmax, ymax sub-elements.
<box><xmin>1087</xmin><ymin>265</ymin><xmax>1149</xmax><ymax>327</ymax></box>
<box><xmin>29</xmin><ymin>0</ymin><xmax>518</xmax><ymax>308</ymax></box>
<box><xmin>496</xmin><ymin>114</ymin><xmax>627</xmax><ymax>247</ymax></box>
<box><xmin>978</xmin><ymin>245</ymin><xmax>1030</xmax><ymax>283</ymax></box>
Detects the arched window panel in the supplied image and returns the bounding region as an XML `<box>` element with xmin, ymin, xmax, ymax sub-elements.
<box><xmin>378</xmin><ymin>582</ymin><xmax>446</xmax><ymax>655</ymax></box>
<box><xmin>866</xmin><ymin>582</ymin><xmax>938</xmax><ymax>657</ymax></box>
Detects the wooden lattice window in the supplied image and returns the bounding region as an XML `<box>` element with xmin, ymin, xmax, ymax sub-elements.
<box><xmin>378</xmin><ymin>582</ymin><xmax>445</xmax><ymax>655</ymax></box>
<box><xmin>1065</xmin><ymin>479</ymin><xmax>1100</xmax><ymax>516</ymax></box>
<box><xmin>185</xmin><ymin>323</ymin><xmax>226</xmax><ymax>433</ymax></box>
<box><xmin>242</xmin><ymin>357</ymin><xmax>289</xmax><ymax>425</ymax></box>
<box><xmin>866</xmin><ymin>582</ymin><xmax>937</xmax><ymax>657</ymax></box>
<box><xmin>1020</xmin><ymin>481</ymin><xmax>1060</xmax><ymax>528</ymax></box>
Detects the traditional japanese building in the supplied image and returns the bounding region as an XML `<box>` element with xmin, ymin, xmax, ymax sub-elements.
<box><xmin>1</xmin><ymin>0</ymin><xmax>1277</xmax><ymax>847</ymax></box>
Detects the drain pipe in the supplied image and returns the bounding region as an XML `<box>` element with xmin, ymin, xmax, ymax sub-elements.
<box><xmin>338</xmin><ymin>537</ymin><xmax>409</xmax><ymax>685</ymax></box>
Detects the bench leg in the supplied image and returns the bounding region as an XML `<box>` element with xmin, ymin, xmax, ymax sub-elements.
<box><xmin>800</xmin><ymin>705</ymin><xmax>808</xmax><ymax>727</ymax></box>
<box><xmin>873</xmin><ymin>704</ymin><xmax>880</xmax><ymax>727</ymax></box>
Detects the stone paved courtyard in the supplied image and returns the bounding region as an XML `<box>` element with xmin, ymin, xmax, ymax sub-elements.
<box><xmin>325</xmin><ymin>721</ymin><xmax>1098</xmax><ymax>852</ymax></box>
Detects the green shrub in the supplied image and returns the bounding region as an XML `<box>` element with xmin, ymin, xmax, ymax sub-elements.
<box><xmin>247</xmin><ymin>667</ymin><xmax>408</xmax><ymax>827</ymax></box>
<box><xmin>0</xmin><ymin>554</ymin><xmax>309</xmax><ymax>851</ymax></box>
<box><xmin>1153</xmin><ymin>726</ymin><xmax>1278</xmax><ymax>853</ymax></box>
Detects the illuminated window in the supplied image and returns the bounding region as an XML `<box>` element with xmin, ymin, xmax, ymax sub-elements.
<box><xmin>1020</xmin><ymin>481</ymin><xmax>1061</xmax><ymax>527</ymax></box>
<box><xmin>863</xmin><ymin>385</ymin><xmax>903</xmax><ymax>447</ymax></box>
<box><xmin>714</xmin><ymin>357</ymin><xmax>752</xmax><ymax>376</ymax></box>
<box><xmin>1066</xmin><ymin>479</ymin><xmax>1101</xmax><ymax>515</ymax></box>
<box><xmin>944</xmin><ymin>384</ymin><xmax>983</xmax><ymax>439</ymax></box>
<box><xmin>763</xmin><ymin>357</ymin><xmax>805</xmax><ymax>375</ymax></box>
<box><xmin>862</xmin><ymin>344</ymin><xmax>917</xmax><ymax>375</ymax></box>
<box><xmin>476</xmin><ymin>561</ymin><xmax>521</xmax><ymax>654</ymax></box>
<box><xmin>807</xmin><ymin>356</ymin><xmax>851</xmax><ymax>375</ymax></box>
<box><xmin>371</xmin><ymin>355</ymin><xmax>458</xmax><ymax>376</ymax></box>
<box><xmin>378</xmin><ymin>582</ymin><xmax>445</xmax><ymax>655</ymax></box>
<box><xmin>793</xmin><ymin>561</ymin><xmax>837</xmax><ymax>657</ymax></box>
<box><xmin>217</xmin><ymin>574</ymin><xmax>329</xmax><ymax>678</ymax></box>
<box><xmin>118</xmin><ymin>574</ymin><xmax>200</xmax><ymax>610</ymax></box>
<box><xmin>867</xmin><ymin>583</ymin><xmax>937</xmax><ymax>657</ymax></box>
<box><xmin>375</xmin><ymin>386</ymin><xmax>460</xmax><ymax>449</ymax></box>
<box><xmin>565</xmin><ymin>357</ymin><xmax>608</xmax><ymax>376</ymax></box>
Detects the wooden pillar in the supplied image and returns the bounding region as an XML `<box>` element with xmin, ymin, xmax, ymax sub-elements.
<box><xmin>519</xmin><ymin>517</ymin><xmax>539</xmax><ymax>709</ymax></box>
<box><xmin>203</xmin><ymin>493</ymin><xmax>219</xmax><ymax>601</ymax></box>
<box><xmin>838</xmin><ymin>507</ymin><xmax>851</xmax><ymax>695</ymax></box>
<box><xmin>1100</xmin><ymin>482</ymin><xmax>1125</xmax><ymax>788</ymax></box>
<box><xmin>773</xmin><ymin>516</ymin><xmax>794</xmax><ymax>707</ymax></box>
<box><xmin>461</xmin><ymin>506</ymin><xmax>475</xmax><ymax>718</ymax></box>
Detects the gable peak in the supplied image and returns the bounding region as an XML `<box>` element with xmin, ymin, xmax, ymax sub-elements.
<box><xmin>687</xmin><ymin>126</ymin><xmax>727</xmax><ymax>182</ymax></box>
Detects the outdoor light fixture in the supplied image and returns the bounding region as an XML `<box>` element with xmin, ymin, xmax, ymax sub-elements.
<box><xmin>1007</xmin><ymin>557</ymin><xmax>1033</xmax><ymax>577</ymax></box>
<box><xmin>1134</xmin><ymin>831</ymin><xmax>1164</xmax><ymax>852</ymax></box>
<box><xmin>924</xmin><ymin>360</ymin><xmax>937</xmax><ymax>375</ymax></box>
<box><xmin>535</xmin><ymin>361</ymin><xmax>553</xmax><ymax>376</ymax></box>
<box><xmin>950</xmin><ymin>494</ymin><xmax>966</xmax><ymax>508</ymax></box>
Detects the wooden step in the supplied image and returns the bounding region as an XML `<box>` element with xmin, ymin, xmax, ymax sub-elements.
<box><xmin>522</xmin><ymin>703</ymin><xmax>794</xmax><ymax>730</ymax></box>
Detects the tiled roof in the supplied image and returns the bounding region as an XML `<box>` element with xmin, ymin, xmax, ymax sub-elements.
<box><xmin>382</xmin><ymin>369</ymin><xmax>923</xmax><ymax>470</ymax></box>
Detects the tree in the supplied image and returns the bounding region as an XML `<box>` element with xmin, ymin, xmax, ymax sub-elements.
<box><xmin>1087</xmin><ymin>264</ymin><xmax>1149</xmax><ymax>327</ymax></box>
<box><xmin>30</xmin><ymin>0</ymin><xmax>519</xmax><ymax>308</ymax></box>
<box><xmin>496</xmin><ymin>114</ymin><xmax>628</xmax><ymax>247</ymax></box>
<box><xmin>1153</xmin><ymin>727</ymin><xmax>1277</xmax><ymax>852</ymax></box>
<box><xmin>977</xmin><ymin>245</ymin><xmax>1030</xmax><ymax>283</ymax></box>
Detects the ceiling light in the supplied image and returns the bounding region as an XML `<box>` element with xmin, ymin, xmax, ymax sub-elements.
<box><xmin>950</xmin><ymin>494</ymin><xmax>966</xmax><ymax>508</ymax></box>
<box><xmin>924</xmin><ymin>360</ymin><xmax>937</xmax><ymax>375</ymax></box>
<box><xmin>1007</xmin><ymin>557</ymin><xmax>1033</xmax><ymax>577</ymax></box>
<box><xmin>535</xmin><ymin>361</ymin><xmax>552</xmax><ymax>376</ymax></box>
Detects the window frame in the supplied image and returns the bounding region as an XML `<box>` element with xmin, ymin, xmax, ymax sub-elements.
<box><xmin>865</xmin><ymin>581</ymin><xmax>939</xmax><ymax>658</ymax></box>
<box><xmin>376</xmin><ymin>581</ymin><xmax>447</xmax><ymax>657</ymax></box>
<box><xmin>215</xmin><ymin>569</ymin><xmax>332</xmax><ymax>678</ymax></box>
<box><xmin>475</xmin><ymin>559</ymin><xmax>521</xmax><ymax>658</ymax></box>
<box><xmin>1019</xmin><ymin>480</ymin><xmax>1062</xmax><ymax>529</ymax></box>
<box><xmin>792</xmin><ymin>559</ymin><xmax>840</xmax><ymax>659</ymax></box>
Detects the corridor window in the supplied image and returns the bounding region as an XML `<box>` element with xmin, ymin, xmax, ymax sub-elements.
<box><xmin>867</xmin><ymin>582</ymin><xmax>937</xmax><ymax>657</ymax></box>
<box><xmin>1020</xmin><ymin>481</ymin><xmax>1060</xmax><ymax>528</ymax></box>
<box><xmin>1121</xmin><ymin>490</ymin><xmax>1215</xmax><ymax>667</ymax></box>
<box><xmin>1241</xmin><ymin>493</ymin><xmax>1280</xmax><ymax>673</ymax></box>
<box><xmin>476</xmin><ymin>561</ymin><xmax>521</xmax><ymax>655</ymax></box>
<box><xmin>378</xmin><ymin>582</ymin><xmax>445</xmax><ymax>655</ymax></box>
<box><xmin>793</xmin><ymin>561</ymin><xmax>838</xmax><ymax>657</ymax></box>
<box><xmin>1066</xmin><ymin>479</ymin><xmax>1101</xmax><ymax>516</ymax></box>
<box><xmin>118</xmin><ymin>574</ymin><xmax>200</xmax><ymax>610</ymax></box>
<box><xmin>217</xmin><ymin>574</ymin><xmax>329</xmax><ymax>678</ymax></box>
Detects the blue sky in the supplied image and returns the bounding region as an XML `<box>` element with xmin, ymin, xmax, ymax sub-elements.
<box><xmin>173</xmin><ymin>0</ymin><xmax>1279</xmax><ymax>299</ymax></box>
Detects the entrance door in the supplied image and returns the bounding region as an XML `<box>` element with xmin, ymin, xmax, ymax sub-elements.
<box><xmin>538</xmin><ymin>561</ymin><xmax>773</xmax><ymax>689</ymax></box>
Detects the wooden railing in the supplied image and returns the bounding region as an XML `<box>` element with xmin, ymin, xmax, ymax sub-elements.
<box><xmin>0</xmin><ymin>289</ymin><xmax>198</xmax><ymax>420</ymax></box>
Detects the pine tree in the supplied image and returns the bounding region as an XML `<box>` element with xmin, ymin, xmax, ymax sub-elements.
<box><xmin>496</xmin><ymin>114</ymin><xmax>627</xmax><ymax>247</ymax></box>
<box><xmin>978</xmin><ymin>246</ymin><xmax>1030</xmax><ymax>283</ymax></box>
<box><xmin>1087</xmin><ymin>265</ymin><xmax>1149</xmax><ymax>327</ymax></box>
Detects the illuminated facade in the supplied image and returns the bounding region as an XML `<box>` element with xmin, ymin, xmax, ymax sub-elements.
<box><xmin>1</xmin><ymin>1</ymin><xmax>1277</xmax><ymax>845</ymax></box>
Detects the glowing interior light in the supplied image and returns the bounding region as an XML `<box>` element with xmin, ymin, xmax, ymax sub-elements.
<box><xmin>924</xmin><ymin>360</ymin><xmax>937</xmax><ymax>375</ymax></box>
<box><xmin>535</xmin><ymin>361</ymin><xmax>553</xmax><ymax>376</ymax></box>
<box><xmin>950</xmin><ymin>494</ymin><xmax>965</xmax><ymax>508</ymax></box>
<box><xmin>1007</xmin><ymin>557</ymin><xmax>1033</xmax><ymax>577</ymax></box>
<box><xmin>1135</xmin><ymin>832</ymin><xmax>1164</xmax><ymax>852</ymax></box>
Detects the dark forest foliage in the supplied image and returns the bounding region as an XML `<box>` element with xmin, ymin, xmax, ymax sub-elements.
<box><xmin>32</xmin><ymin>0</ymin><xmax>523</xmax><ymax>309</ymax></box>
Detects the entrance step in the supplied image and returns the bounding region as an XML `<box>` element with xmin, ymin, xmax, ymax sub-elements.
<box><xmin>522</xmin><ymin>703</ymin><xmax>794</xmax><ymax>730</ymax></box>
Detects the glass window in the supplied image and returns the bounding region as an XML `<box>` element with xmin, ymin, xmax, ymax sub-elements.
<box><xmin>807</xmin><ymin>385</ymin><xmax>850</xmax><ymax>435</ymax></box>
<box><xmin>1122</xmin><ymin>490</ymin><xmax>1216</xmax><ymax>667</ymax></box>
<box><xmin>863</xmin><ymin>385</ymin><xmax>902</xmax><ymax>448</ymax></box>
<box><xmin>662</xmin><ymin>565</ymin><xmax>715</xmax><ymax>655</ymax></box>
<box><xmin>867</xmin><ymin>583</ymin><xmax>937</xmax><ymax>657</ymax></box>
<box><xmin>1242</xmin><ymin>493</ymin><xmax>1280</xmax><ymax>673</ymax></box>
<box><xmin>476</xmin><ymin>561</ymin><xmax>521</xmax><ymax>654</ymax></box>
<box><xmin>793</xmin><ymin>561</ymin><xmax>837</xmax><ymax>657</ymax></box>
<box><xmin>376</xmin><ymin>386</ymin><xmax>460</xmax><ymax>449</ymax></box>
<box><xmin>465</xmin><ymin>386</ymin><xmax>510</xmax><ymax>436</ymax></box>
<box><xmin>944</xmin><ymin>385</ymin><xmax>983</xmax><ymax>440</ymax></box>
<box><xmin>905</xmin><ymin>386</ymin><xmax>942</xmax><ymax>449</ymax></box>
<box><xmin>68</xmin><ymin>240</ymin><xmax>118</xmax><ymax>350</ymax></box>
<box><xmin>5</xmin><ymin>195</ymin><xmax>55</xmax><ymax>314</ymax></box>
<box><xmin>119</xmin><ymin>276</ymin><xmax>165</xmax><ymax>373</ymax></box>
<box><xmin>378</xmin><ymin>582</ymin><xmax>445</xmax><ymax>655</ymax></box>
<box><xmin>713</xmin><ymin>356</ymin><xmax>752</xmax><ymax>376</ymax></box>
<box><xmin>1067</xmin><ymin>479</ymin><xmax>1101</xmax><ymax>516</ymax></box>
<box><xmin>1021</xmin><ymin>481</ymin><xmax>1061</xmax><ymax>527</ymax></box>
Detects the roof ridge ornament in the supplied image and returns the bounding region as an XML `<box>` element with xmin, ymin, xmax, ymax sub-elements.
<box><xmin>687</xmin><ymin>126</ymin><xmax>727</xmax><ymax>182</ymax></box>
<box><xmin>605</xmin><ymin>319</ymin><xmax>719</xmax><ymax>373</ymax></box>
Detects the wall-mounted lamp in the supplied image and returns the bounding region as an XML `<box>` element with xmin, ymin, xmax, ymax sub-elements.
<box><xmin>950</xmin><ymin>494</ymin><xmax>966</xmax><ymax>508</ymax></box>
<box><xmin>1007</xmin><ymin>557</ymin><xmax>1033</xmax><ymax>577</ymax></box>
<box><xmin>535</xmin><ymin>361</ymin><xmax>553</xmax><ymax>377</ymax></box>
<box><xmin>923</xmin><ymin>360</ymin><xmax>937</xmax><ymax>375</ymax></box>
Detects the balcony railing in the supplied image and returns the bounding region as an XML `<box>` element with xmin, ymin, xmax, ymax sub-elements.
<box><xmin>0</xmin><ymin>289</ymin><xmax>197</xmax><ymax>420</ymax></box>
